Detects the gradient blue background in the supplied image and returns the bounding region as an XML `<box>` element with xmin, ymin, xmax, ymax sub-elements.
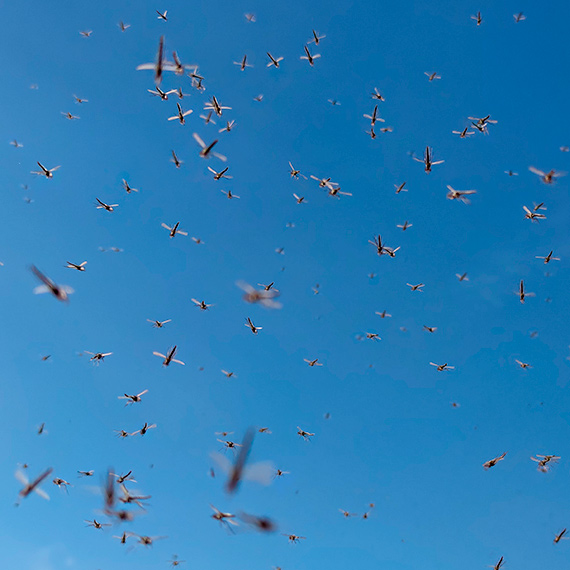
<box><xmin>1</xmin><ymin>0</ymin><xmax>570</xmax><ymax>568</ymax></box>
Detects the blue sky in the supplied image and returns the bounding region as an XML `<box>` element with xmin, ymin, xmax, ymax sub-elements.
<box><xmin>1</xmin><ymin>0</ymin><xmax>570</xmax><ymax>568</ymax></box>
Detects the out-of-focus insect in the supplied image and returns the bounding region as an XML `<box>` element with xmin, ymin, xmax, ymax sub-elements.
<box><xmin>531</xmin><ymin>454</ymin><xmax>560</xmax><ymax>472</ymax></box>
<box><xmin>283</xmin><ymin>533</ymin><xmax>306</xmax><ymax>544</ymax></box>
<box><xmin>78</xmin><ymin>470</ymin><xmax>94</xmax><ymax>477</ymax></box>
<box><xmin>95</xmin><ymin>198</ymin><xmax>118</xmax><ymax>212</ymax></box>
<box><xmin>66</xmin><ymin>261</ymin><xmax>87</xmax><ymax>271</ymax></box>
<box><xmin>15</xmin><ymin>467</ymin><xmax>53</xmax><ymax>504</ymax></box>
<box><xmin>430</xmin><ymin>362</ymin><xmax>454</xmax><ymax>371</ymax></box>
<box><xmin>211</xmin><ymin>428</ymin><xmax>275</xmax><ymax>494</ymax></box>
<box><xmin>483</xmin><ymin>452</ymin><xmax>507</xmax><ymax>470</ymax></box>
<box><xmin>297</xmin><ymin>427</ymin><xmax>314</xmax><ymax>441</ymax></box>
<box><xmin>536</xmin><ymin>251</ymin><xmax>559</xmax><ymax>264</ymax></box>
<box><xmin>210</xmin><ymin>505</ymin><xmax>239</xmax><ymax>530</ymax></box>
<box><xmin>31</xmin><ymin>266</ymin><xmax>74</xmax><ymax>302</ymax></box>
<box><xmin>489</xmin><ymin>556</ymin><xmax>505</xmax><ymax>570</ymax></box>
<box><xmin>413</xmin><ymin>146</ymin><xmax>444</xmax><ymax>172</ymax></box>
<box><xmin>153</xmin><ymin>346</ymin><xmax>185</xmax><ymax>366</ymax></box>
<box><xmin>32</xmin><ymin>162</ymin><xmax>61</xmax><ymax>178</ymax></box>
<box><xmin>85</xmin><ymin>519</ymin><xmax>111</xmax><ymax>529</ymax></box>
<box><xmin>85</xmin><ymin>351</ymin><xmax>112</xmax><ymax>364</ymax></box>
<box><xmin>239</xmin><ymin>512</ymin><xmax>278</xmax><ymax>532</ymax></box>
<box><xmin>528</xmin><ymin>166</ymin><xmax>566</xmax><ymax>185</ymax></box>
<box><xmin>554</xmin><ymin>529</ymin><xmax>568</xmax><ymax>543</ymax></box>
<box><xmin>517</xmin><ymin>280</ymin><xmax>535</xmax><ymax>303</ymax></box>
<box><xmin>118</xmin><ymin>390</ymin><xmax>148</xmax><ymax>405</ymax></box>
<box><xmin>193</xmin><ymin>133</ymin><xmax>226</xmax><ymax>161</ymax></box>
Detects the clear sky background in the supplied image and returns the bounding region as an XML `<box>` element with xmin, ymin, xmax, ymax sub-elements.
<box><xmin>1</xmin><ymin>0</ymin><xmax>570</xmax><ymax>568</ymax></box>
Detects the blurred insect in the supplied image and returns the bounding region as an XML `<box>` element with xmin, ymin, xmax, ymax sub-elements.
<box><xmin>210</xmin><ymin>505</ymin><xmax>238</xmax><ymax>530</ymax></box>
<box><xmin>85</xmin><ymin>519</ymin><xmax>111</xmax><ymax>529</ymax></box>
<box><xmin>283</xmin><ymin>533</ymin><xmax>306</xmax><ymax>544</ymax></box>
<box><xmin>430</xmin><ymin>362</ymin><xmax>454</xmax><ymax>371</ymax></box>
<box><xmin>168</xmin><ymin>103</ymin><xmax>192</xmax><ymax>124</ymax></box>
<box><xmin>531</xmin><ymin>454</ymin><xmax>560</xmax><ymax>472</ymax></box>
<box><xmin>211</xmin><ymin>428</ymin><xmax>275</xmax><ymax>493</ymax></box>
<box><xmin>375</xmin><ymin>310</ymin><xmax>392</xmax><ymax>318</ymax></box>
<box><xmin>239</xmin><ymin>512</ymin><xmax>278</xmax><ymax>532</ymax></box>
<box><xmin>204</xmin><ymin>96</ymin><xmax>231</xmax><ymax>117</ymax></box>
<box><xmin>153</xmin><ymin>346</ymin><xmax>185</xmax><ymax>366</ymax></box>
<box><xmin>304</xmin><ymin>358</ymin><xmax>323</xmax><ymax>367</ymax></box>
<box><xmin>523</xmin><ymin>205</ymin><xmax>546</xmax><ymax>223</ymax></box>
<box><xmin>536</xmin><ymin>251</ymin><xmax>559</xmax><ymax>264</ymax></box>
<box><xmin>66</xmin><ymin>261</ymin><xmax>87</xmax><ymax>271</ymax></box>
<box><xmin>218</xmin><ymin>440</ymin><xmax>243</xmax><ymax>454</ymax></box>
<box><xmin>471</xmin><ymin>11</ymin><xmax>483</xmax><ymax>25</ymax></box>
<box><xmin>364</xmin><ymin>105</ymin><xmax>384</xmax><ymax>126</ymax></box>
<box><xmin>208</xmin><ymin>166</ymin><xmax>232</xmax><ymax>180</ymax></box>
<box><xmin>424</xmin><ymin>72</ymin><xmax>441</xmax><ymax>81</ymax></box>
<box><xmin>528</xmin><ymin>166</ymin><xmax>566</xmax><ymax>185</ymax></box>
<box><xmin>147</xmin><ymin>319</ymin><xmax>172</xmax><ymax>328</ymax></box>
<box><xmin>489</xmin><ymin>556</ymin><xmax>505</xmax><ymax>570</ymax></box>
<box><xmin>446</xmin><ymin>185</ymin><xmax>477</xmax><ymax>203</ymax></box>
<box><xmin>413</xmin><ymin>146</ymin><xmax>444</xmax><ymax>172</ymax></box>
<box><xmin>452</xmin><ymin>127</ymin><xmax>474</xmax><ymax>138</ymax></box>
<box><xmin>483</xmin><ymin>452</ymin><xmax>507</xmax><ymax>470</ymax></box>
<box><xmin>300</xmin><ymin>45</ymin><xmax>320</xmax><ymax>66</ymax></box>
<box><xmin>236</xmin><ymin>281</ymin><xmax>282</xmax><ymax>306</ymax></box>
<box><xmin>309</xmin><ymin>29</ymin><xmax>325</xmax><ymax>44</ymax></box>
<box><xmin>267</xmin><ymin>53</ymin><xmax>284</xmax><ymax>67</ymax></box>
<box><xmin>234</xmin><ymin>54</ymin><xmax>253</xmax><ymax>70</ymax></box>
<box><xmin>127</xmin><ymin>533</ymin><xmax>167</xmax><ymax>547</ymax></box>
<box><xmin>95</xmin><ymin>198</ymin><xmax>118</xmax><ymax>212</ymax></box>
<box><xmin>245</xmin><ymin>317</ymin><xmax>262</xmax><ymax>334</ymax></box>
<box><xmin>118</xmin><ymin>390</ymin><xmax>149</xmax><ymax>405</ymax></box>
<box><xmin>368</xmin><ymin>235</ymin><xmax>399</xmax><ymax>257</ymax></box>
<box><xmin>297</xmin><ymin>427</ymin><xmax>314</xmax><ymax>441</ymax></box>
<box><xmin>371</xmin><ymin>88</ymin><xmax>384</xmax><ymax>101</ymax></box>
<box><xmin>135</xmin><ymin>422</ymin><xmax>157</xmax><ymax>436</ymax></box>
<box><xmin>191</xmin><ymin>299</ymin><xmax>214</xmax><ymax>310</ymax></box>
<box><xmin>136</xmin><ymin>36</ymin><xmax>166</xmax><ymax>84</ymax></box>
<box><xmin>15</xmin><ymin>467</ymin><xmax>52</xmax><ymax>504</ymax></box>
<box><xmin>85</xmin><ymin>351</ymin><xmax>113</xmax><ymax>364</ymax></box>
<box><xmin>170</xmin><ymin>150</ymin><xmax>183</xmax><ymax>168</ymax></box>
<box><xmin>162</xmin><ymin>222</ymin><xmax>188</xmax><ymax>238</ymax></box>
<box><xmin>193</xmin><ymin>133</ymin><xmax>226</xmax><ymax>161</ymax></box>
<box><xmin>31</xmin><ymin>266</ymin><xmax>74</xmax><ymax>302</ymax></box>
<box><xmin>554</xmin><ymin>529</ymin><xmax>568</xmax><ymax>543</ymax></box>
<box><xmin>119</xmin><ymin>484</ymin><xmax>151</xmax><ymax>509</ymax></box>
<box><xmin>517</xmin><ymin>280</ymin><xmax>535</xmax><ymax>303</ymax></box>
<box><xmin>78</xmin><ymin>470</ymin><xmax>94</xmax><ymax>477</ymax></box>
